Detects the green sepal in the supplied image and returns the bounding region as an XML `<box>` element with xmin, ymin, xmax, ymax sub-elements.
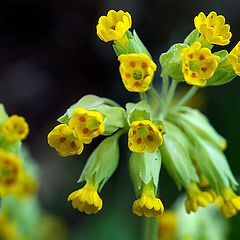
<box><xmin>183</xmin><ymin>29</ymin><xmax>200</xmax><ymax>46</ymax></box>
<box><xmin>125</xmin><ymin>30</ymin><xmax>152</xmax><ymax>57</ymax></box>
<box><xmin>193</xmin><ymin>138</ymin><xmax>238</xmax><ymax>193</ymax></box>
<box><xmin>159</xmin><ymin>121</ymin><xmax>199</xmax><ymax>189</ymax></box>
<box><xmin>91</xmin><ymin>104</ymin><xmax>127</xmax><ymax>136</ymax></box>
<box><xmin>172</xmin><ymin>106</ymin><xmax>226</xmax><ymax>150</ymax></box>
<box><xmin>129</xmin><ymin>150</ymin><xmax>161</xmax><ymax>196</ymax></box>
<box><xmin>126</xmin><ymin>100</ymin><xmax>151</xmax><ymax>124</ymax></box>
<box><xmin>57</xmin><ymin>94</ymin><xmax>119</xmax><ymax>123</ymax></box>
<box><xmin>160</xmin><ymin>43</ymin><xmax>188</xmax><ymax>81</ymax></box>
<box><xmin>172</xmin><ymin>118</ymin><xmax>238</xmax><ymax>193</ymax></box>
<box><xmin>0</xmin><ymin>103</ymin><xmax>9</xmax><ymax>125</ymax></box>
<box><xmin>207</xmin><ymin>50</ymin><xmax>236</xmax><ymax>86</ymax></box>
<box><xmin>113</xmin><ymin>44</ymin><xmax>126</xmax><ymax>56</ymax></box>
<box><xmin>78</xmin><ymin>133</ymin><xmax>120</xmax><ymax>191</ymax></box>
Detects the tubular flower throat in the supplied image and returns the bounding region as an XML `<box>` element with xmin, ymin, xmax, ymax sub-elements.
<box><xmin>118</xmin><ymin>53</ymin><xmax>157</xmax><ymax>92</ymax></box>
<box><xmin>194</xmin><ymin>11</ymin><xmax>232</xmax><ymax>46</ymax></box>
<box><xmin>68</xmin><ymin>181</ymin><xmax>103</xmax><ymax>214</ymax></box>
<box><xmin>96</xmin><ymin>9</ymin><xmax>132</xmax><ymax>42</ymax></box>
<box><xmin>228</xmin><ymin>41</ymin><xmax>240</xmax><ymax>75</ymax></box>
<box><xmin>220</xmin><ymin>188</ymin><xmax>240</xmax><ymax>218</ymax></box>
<box><xmin>185</xmin><ymin>182</ymin><xmax>214</xmax><ymax>213</ymax></box>
<box><xmin>180</xmin><ymin>42</ymin><xmax>220</xmax><ymax>86</ymax></box>
<box><xmin>2</xmin><ymin>115</ymin><xmax>29</xmax><ymax>141</ymax></box>
<box><xmin>47</xmin><ymin>124</ymin><xmax>84</xmax><ymax>157</ymax></box>
<box><xmin>128</xmin><ymin>120</ymin><xmax>163</xmax><ymax>153</ymax></box>
<box><xmin>69</xmin><ymin>108</ymin><xmax>104</xmax><ymax>144</ymax></box>
<box><xmin>132</xmin><ymin>182</ymin><xmax>164</xmax><ymax>217</ymax></box>
<box><xmin>0</xmin><ymin>148</ymin><xmax>23</xmax><ymax>196</ymax></box>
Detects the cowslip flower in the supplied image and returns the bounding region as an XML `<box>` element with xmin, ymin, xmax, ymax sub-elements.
<box><xmin>47</xmin><ymin>124</ymin><xmax>84</xmax><ymax>157</ymax></box>
<box><xmin>128</xmin><ymin>120</ymin><xmax>163</xmax><ymax>153</ymax></box>
<box><xmin>132</xmin><ymin>182</ymin><xmax>164</xmax><ymax>217</ymax></box>
<box><xmin>68</xmin><ymin>108</ymin><xmax>104</xmax><ymax>144</ymax></box>
<box><xmin>194</xmin><ymin>11</ymin><xmax>232</xmax><ymax>46</ymax></box>
<box><xmin>0</xmin><ymin>148</ymin><xmax>23</xmax><ymax>196</ymax></box>
<box><xmin>68</xmin><ymin>181</ymin><xmax>103</xmax><ymax>214</ymax></box>
<box><xmin>2</xmin><ymin>115</ymin><xmax>29</xmax><ymax>141</ymax></box>
<box><xmin>180</xmin><ymin>42</ymin><xmax>220</xmax><ymax>86</ymax></box>
<box><xmin>185</xmin><ymin>182</ymin><xmax>214</xmax><ymax>213</ymax></box>
<box><xmin>220</xmin><ymin>188</ymin><xmax>240</xmax><ymax>218</ymax></box>
<box><xmin>158</xmin><ymin>211</ymin><xmax>177</xmax><ymax>240</ymax></box>
<box><xmin>96</xmin><ymin>10</ymin><xmax>132</xmax><ymax>42</ymax></box>
<box><xmin>228</xmin><ymin>41</ymin><xmax>240</xmax><ymax>76</ymax></box>
<box><xmin>118</xmin><ymin>53</ymin><xmax>157</xmax><ymax>92</ymax></box>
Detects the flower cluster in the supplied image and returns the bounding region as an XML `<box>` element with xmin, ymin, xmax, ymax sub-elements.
<box><xmin>47</xmin><ymin>9</ymin><xmax>240</xmax><ymax>223</ymax></box>
<box><xmin>0</xmin><ymin>104</ymin><xmax>37</xmax><ymax>198</ymax></box>
<box><xmin>48</xmin><ymin>108</ymin><xmax>105</xmax><ymax>157</ymax></box>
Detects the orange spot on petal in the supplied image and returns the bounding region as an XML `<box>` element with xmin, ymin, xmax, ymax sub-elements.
<box><xmin>147</xmin><ymin>135</ymin><xmax>154</xmax><ymax>141</ymax></box>
<box><xmin>134</xmin><ymin>82</ymin><xmax>141</xmax><ymax>86</ymax></box>
<box><xmin>137</xmin><ymin>138</ymin><xmax>142</xmax><ymax>144</ymax></box>
<box><xmin>141</xmin><ymin>62</ymin><xmax>148</xmax><ymax>69</ymax></box>
<box><xmin>125</xmin><ymin>72</ymin><xmax>131</xmax><ymax>79</ymax></box>
<box><xmin>188</xmin><ymin>53</ymin><xmax>193</xmax><ymax>59</ymax></box>
<box><xmin>130</xmin><ymin>61</ymin><xmax>136</xmax><ymax>67</ymax></box>
<box><xmin>199</xmin><ymin>55</ymin><xmax>205</xmax><ymax>60</ymax></box>
<box><xmin>201</xmin><ymin>67</ymin><xmax>208</xmax><ymax>72</ymax></box>
<box><xmin>82</xmin><ymin>128</ymin><xmax>89</xmax><ymax>134</ymax></box>
<box><xmin>79</xmin><ymin>116</ymin><xmax>86</xmax><ymax>122</ymax></box>
<box><xmin>191</xmin><ymin>72</ymin><xmax>197</xmax><ymax>78</ymax></box>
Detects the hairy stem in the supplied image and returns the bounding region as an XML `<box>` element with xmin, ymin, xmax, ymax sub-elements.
<box><xmin>142</xmin><ymin>217</ymin><xmax>158</xmax><ymax>240</ymax></box>
<box><xmin>175</xmin><ymin>86</ymin><xmax>199</xmax><ymax>107</ymax></box>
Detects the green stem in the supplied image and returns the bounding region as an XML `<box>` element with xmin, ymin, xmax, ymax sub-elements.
<box><xmin>166</xmin><ymin>80</ymin><xmax>178</xmax><ymax>107</ymax></box>
<box><xmin>175</xmin><ymin>86</ymin><xmax>199</xmax><ymax>107</ymax></box>
<box><xmin>142</xmin><ymin>217</ymin><xmax>158</xmax><ymax>240</ymax></box>
<box><xmin>161</xmin><ymin>76</ymin><xmax>169</xmax><ymax>99</ymax></box>
<box><xmin>140</xmin><ymin>92</ymin><xmax>148</xmax><ymax>102</ymax></box>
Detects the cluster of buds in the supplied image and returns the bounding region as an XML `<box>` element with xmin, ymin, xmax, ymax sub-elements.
<box><xmin>48</xmin><ymin>10</ymin><xmax>240</xmax><ymax>219</ymax></box>
<box><xmin>0</xmin><ymin>104</ymin><xmax>37</xmax><ymax>199</ymax></box>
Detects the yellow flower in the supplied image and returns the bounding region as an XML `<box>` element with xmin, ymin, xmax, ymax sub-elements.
<box><xmin>69</xmin><ymin>108</ymin><xmax>104</xmax><ymax>144</ymax></box>
<box><xmin>194</xmin><ymin>11</ymin><xmax>232</xmax><ymax>46</ymax></box>
<box><xmin>118</xmin><ymin>53</ymin><xmax>157</xmax><ymax>92</ymax></box>
<box><xmin>14</xmin><ymin>173</ymin><xmax>38</xmax><ymax>197</ymax></box>
<box><xmin>132</xmin><ymin>182</ymin><xmax>164</xmax><ymax>217</ymax></box>
<box><xmin>0</xmin><ymin>214</ymin><xmax>18</xmax><ymax>240</ymax></box>
<box><xmin>228</xmin><ymin>41</ymin><xmax>240</xmax><ymax>75</ymax></box>
<box><xmin>180</xmin><ymin>42</ymin><xmax>220</xmax><ymax>86</ymax></box>
<box><xmin>185</xmin><ymin>182</ymin><xmax>214</xmax><ymax>213</ymax></box>
<box><xmin>47</xmin><ymin>124</ymin><xmax>84</xmax><ymax>157</ymax></box>
<box><xmin>128</xmin><ymin>120</ymin><xmax>163</xmax><ymax>153</ymax></box>
<box><xmin>68</xmin><ymin>181</ymin><xmax>103</xmax><ymax>214</ymax></box>
<box><xmin>220</xmin><ymin>188</ymin><xmax>240</xmax><ymax>218</ymax></box>
<box><xmin>96</xmin><ymin>9</ymin><xmax>132</xmax><ymax>42</ymax></box>
<box><xmin>0</xmin><ymin>148</ymin><xmax>23</xmax><ymax>196</ymax></box>
<box><xmin>2</xmin><ymin>115</ymin><xmax>29</xmax><ymax>141</ymax></box>
<box><xmin>158</xmin><ymin>211</ymin><xmax>177</xmax><ymax>240</ymax></box>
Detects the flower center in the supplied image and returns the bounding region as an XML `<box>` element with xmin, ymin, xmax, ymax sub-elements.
<box><xmin>132</xmin><ymin>70</ymin><xmax>143</xmax><ymax>80</ymax></box>
<box><xmin>189</xmin><ymin>60</ymin><xmax>200</xmax><ymax>72</ymax></box>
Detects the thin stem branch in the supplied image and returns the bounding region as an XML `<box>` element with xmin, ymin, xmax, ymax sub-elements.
<box><xmin>140</xmin><ymin>92</ymin><xmax>148</xmax><ymax>102</ymax></box>
<box><xmin>166</xmin><ymin>80</ymin><xmax>178</xmax><ymax>107</ymax></box>
<box><xmin>142</xmin><ymin>217</ymin><xmax>158</xmax><ymax>240</ymax></box>
<box><xmin>175</xmin><ymin>86</ymin><xmax>199</xmax><ymax>107</ymax></box>
<box><xmin>161</xmin><ymin>76</ymin><xmax>169</xmax><ymax>99</ymax></box>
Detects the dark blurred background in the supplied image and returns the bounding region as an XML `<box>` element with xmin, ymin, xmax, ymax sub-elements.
<box><xmin>0</xmin><ymin>0</ymin><xmax>240</xmax><ymax>239</ymax></box>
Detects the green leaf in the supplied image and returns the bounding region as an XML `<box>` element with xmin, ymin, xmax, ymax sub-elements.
<box><xmin>129</xmin><ymin>150</ymin><xmax>161</xmax><ymax>196</ymax></box>
<box><xmin>160</xmin><ymin>43</ymin><xmax>188</xmax><ymax>81</ymax></box>
<box><xmin>78</xmin><ymin>134</ymin><xmax>120</xmax><ymax>191</ymax></box>
<box><xmin>183</xmin><ymin>29</ymin><xmax>200</xmax><ymax>45</ymax></box>
<box><xmin>126</xmin><ymin>101</ymin><xmax>151</xmax><ymax>124</ymax></box>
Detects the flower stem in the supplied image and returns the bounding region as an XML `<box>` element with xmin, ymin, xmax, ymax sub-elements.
<box><xmin>161</xmin><ymin>76</ymin><xmax>169</xmax><ymax>99</ymax></box>
<box><xmin>140</xmin><ymin>92</ymin><xmax>148</xmax><ymax>102</ymax></box>
<box><xmin>165</xmin><ymin>80</ymin><xmax>178</xmax><ymax>107</ymax></box>
<box><xmin>142</xmin><ymin>217</ymin><xmax>158</xmax><ymax>240</ymax></box>
<box><xmin>175</xmin><ymin>86</ymin><xmax>199</xmax><ymax>107</ymax></box>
